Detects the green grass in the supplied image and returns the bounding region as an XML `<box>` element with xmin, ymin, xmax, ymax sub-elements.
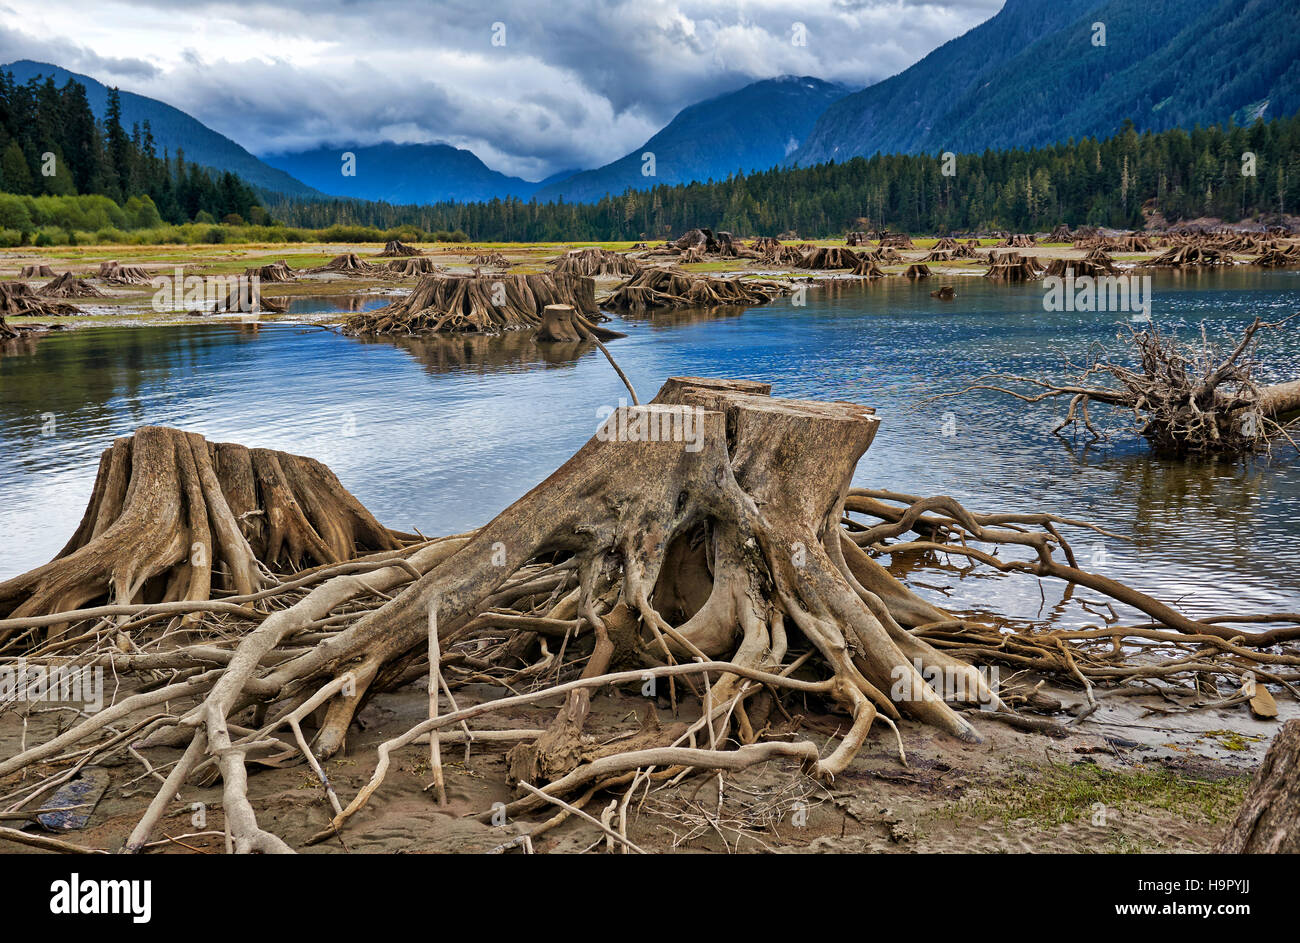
<box><xmin>948</xmin><ymin>762</ymin><xmax>1248</xmax><ymax>829</ymax></box>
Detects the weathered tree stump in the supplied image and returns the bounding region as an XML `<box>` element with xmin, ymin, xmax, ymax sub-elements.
<box><xmin>19</xmin><ymin>264</ymin><xmax>55</xmax><ymax>278</ymax></box>
<box><xmin>244</xmin><ymin>261</ymin><xmax>296</xmax><ymax>283</ymax></box>
<box><xmin>984</xmin><ymin>252</ymin><xmax>1042</xmax><ymax>281</ymax></box>
<box><xmin>309</xmin><ymin>253</ymin><xmax>385</xmax><ymax>275</ymax></box>
<box><xmin>386</xmin><ymin>257</ymin><xmax>444</xmax><ymax>276</ymax></box>
<box><xmin>378</xmin><ymin>240</ymin><xmax>422</xmax><ymax>257</ymax></box>
<box><xmin>552</xmin><ymin>247</ymin><xmax>641</xmax><ymax>277</ymax></box>
<box><xmin>37</xmin><ymin>272</ymin><xmax>106</xmax><ymax>298</ymax></box>
<box><xmin>344</xmin><ymin>273</ymin><xmax>604</xmax><ymax>335</ymax></box>
<box><xmin>535</xmin><ymin>303</ymin><xmax>625</xmax><ymax>342</ymax></box>
<box><xmin>604</xmin><ymin>267</ymin><xmax>788</xmax><ymax>313</ymax></box>
<box><xmin>0</xmin><ymin>427</ymin><xmax>408</xmax><ymax>623</ymax></box>
<box><xmin>1217</xmin><ymin>719</ymin><xmax>1300</xmax><ymax>853</ymax></box>
<box><xmin>97</xmin><ymin>261</ymin><xmax>151</xmax><ymax>284</ymax></box>
<box><xmin>0</xmin><ymin>282</ymin><xmax>81</xmax><ymax>316</ymax></box>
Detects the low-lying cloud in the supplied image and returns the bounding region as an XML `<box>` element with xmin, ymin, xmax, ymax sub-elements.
<box><xmin>0</xmin><ymin>0</ymin><xmax>1000</xmax><ymax>180</ymax></box>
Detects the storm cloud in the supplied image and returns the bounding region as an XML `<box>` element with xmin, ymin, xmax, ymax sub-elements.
<box><xmin>0</xmin><ymin>0</ymin><xmax>1000</xmax><ymax>180</ymax></box>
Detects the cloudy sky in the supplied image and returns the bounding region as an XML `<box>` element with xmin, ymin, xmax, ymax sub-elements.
<box><xmin>0</xmin><ymin>0</ymin><xmax>1000</xmax><ymax>180</ymax></box>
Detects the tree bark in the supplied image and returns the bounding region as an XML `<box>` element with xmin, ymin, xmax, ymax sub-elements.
<box><xmin>1218</xmin><ymin>719</ymin><xmax>1300</xmax><ymax>853</ymax></box>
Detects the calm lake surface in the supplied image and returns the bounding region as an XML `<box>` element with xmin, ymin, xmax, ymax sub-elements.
<box><xmin>3</xmin><ymin>269</ymin><xmax>1298</xmax><ymax>625</ymax></box>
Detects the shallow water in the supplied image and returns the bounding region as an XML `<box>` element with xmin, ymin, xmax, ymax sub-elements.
<box><xmin>2</xmin><ymin>269</ymin><xmax>1297</xmax><ymax>625</ymax></box>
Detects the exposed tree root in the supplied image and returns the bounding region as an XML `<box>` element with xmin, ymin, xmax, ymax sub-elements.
<box><xmin>0</xmin><ymin>426</ymin><xmax>411</xmax><ymax>626</ymax></box>
<box><xmin>604</xmin><ymin>268</ymin><xmax>789</xmax><ymax>313</ymax></box>
<box><xmin>378</xmin><ymin>240</ymin><xmax>422</xmax><ymax>257</ymax></box>
<box><xmin>552</xmin><ymin>247</ymin><xmax>641</xmax><ymax>277</ymax></box>
<box><xmin>0</xmin><ymin>282</ymin><xmax>82</xmax><ymax>317</ymax></box>
<box><xmin>940</xmin><ymin>315</ymin><xmax>1299</xmax><ymax>454</ymax></box>
<box><xmin>37</xmin><ymin>272</ymin><xmax>107</xmax><ymax>298</ymax></box>
<box><xmin>344</xmin><ymin>273</ymin><xmax>604</xmax><ymax>335</ymax></box>
<box><xmin>244</xmin><ymin>262</ymin><xmax>296</xmax><ymax>283</ymax></box>
<box><xmin>2</xmin><ymin>377</ymin><xmax>1295</xmax><ymax>853</ymax></box>
<box><xmin>97</xmin><ymin>261</ymin><xmax>152</xmax><ymax>284</ymax></box>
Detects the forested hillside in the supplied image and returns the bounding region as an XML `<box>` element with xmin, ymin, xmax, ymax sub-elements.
<box><xmin>269</xmin><ymin>116</ymin><xmax>1300</xmax><ymax>240</ymax></box>
<box><xmin>0</xmin><ymin>68</ymin><xmax>267</xmax><ymax>235</ymax></box>
<box><xmin>793</xmin><ymin>0</ymin><xmax>1300</xmax><ymax>166</ymax></box>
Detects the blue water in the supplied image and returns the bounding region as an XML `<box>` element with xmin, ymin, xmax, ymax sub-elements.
<box><xmin>2</xmin><ymin>268</ymin><xmax>1298</xmax><ymax>625</ymax></box>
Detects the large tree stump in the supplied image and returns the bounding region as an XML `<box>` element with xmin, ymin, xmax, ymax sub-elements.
<box><xmin>551</xmin><ymin>247</ymin><xmax>640</xmax><ymax>277</ymax></box>
<box><xmin>1218</xmin><ymin>720</ymin><xmax>1300</xmax><ymax>853</ymax></box>
<box><xmin>0</xmin><ymin>427</ymin><xmax>408</xmax><ymax>624</ymax></box>
<box><xmin>294</xmin><ymin>376</ymin><xmax>989</xmax><ymax>764</ymax></box>
<box><xmin>344</xmin><ymin>273</ymin><xmax>604</xmax><ymax>335</ymax></box>
<box><xmin>603</xmin><ymin>268</ymin><xmax>788</xmax><ymax>313</ymax></box>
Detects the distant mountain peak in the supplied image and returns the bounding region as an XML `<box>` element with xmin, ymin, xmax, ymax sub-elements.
<box><xmin>259</xmin><ymin>142</ymin><xmax>544</xmax><ymax>205</ymax></box>
<box><xmin>533</xmin><ymin>75</ymin><xmax>853</xmax><ymax>204</ymax></box>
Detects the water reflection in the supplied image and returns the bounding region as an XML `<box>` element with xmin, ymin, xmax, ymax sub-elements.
<box><xmin>1</xmin><ymin>271</ymin><xmax>1297</xmax><ymax>623</ymax></box>
<box><xmin>359</xmin><ymin>330</ymin><xmax>596</xmax><ymax>376</ymax></box>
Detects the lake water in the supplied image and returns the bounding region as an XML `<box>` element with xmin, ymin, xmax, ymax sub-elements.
<box><xmin>2</xmin><ymin>269</ymin><xmax>1298</xmax><ymax>626</ymax></box>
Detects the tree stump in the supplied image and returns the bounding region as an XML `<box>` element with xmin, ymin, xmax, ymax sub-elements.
<box><xmin>378</xmin><ymin>240</ymin><xmax>422</xmax><ymax>257</ymax></box>
<box><xmin>552</xmin><ymin>247</ymin><xmax>640</xmax><ymax>277</ymax></box>
<box><xmin>535</xmin><ymin>303</ymin><xmax>625</xmax><ymax>342</ymax></box>
<box><xmin>1217</xmin><ymin>719</ymin><xmax>1300</xmax><ymax>853</ymax></box>
<box><xmin>0</xmin><ymin>427</ymin><xmax>409</xmax><ymax>624</ymax></box>
<box><xmin>344</xmin><ymin>273</ymin><xmax>605</xmax><ymax>335</ymax></box>
<box><xmin>604</xmin><ymin>268</ymin><xmax>789</xmax><ymax>313</ymax></box>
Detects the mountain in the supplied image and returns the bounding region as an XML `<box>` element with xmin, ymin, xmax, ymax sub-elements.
<box><xmin>0</xmin><ymin>60</ymin><xmax>318</xmax><ymax>197</ymax></box>
<box><xmin>792</xmin><ymin>0</ymin><xmax>1300</xmax><ymax>165</ymax></box>
<box><xmin>534</xmin><ymin>76</ymin><xmax>852</xmax><ymax>204</ymax></box>
<box><xmin>261</xmin><ymin>143</ymin><xmax>554</xmax><ymax>204</ymax></box>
